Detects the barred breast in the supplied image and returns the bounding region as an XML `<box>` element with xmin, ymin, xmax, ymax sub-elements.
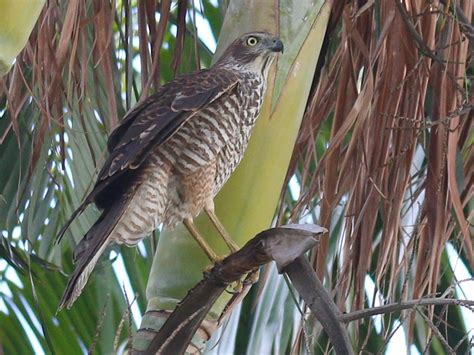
<box><xmin>161</xmin><ymin>72</ymin><xmax>265</xmax><ymax>225</ymax></box>
<box><xmin>213</xmin><ymin>73</ymin><xmax>265</xmax><ymax>194</ymax></box>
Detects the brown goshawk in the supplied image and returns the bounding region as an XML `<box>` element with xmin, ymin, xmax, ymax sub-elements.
<box><xmin>58</xmin><ymin>31</ymin><xmax>283</xmax><ymax>309</ymax></box>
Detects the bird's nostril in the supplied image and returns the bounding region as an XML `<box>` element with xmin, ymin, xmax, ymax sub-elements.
<box><xmin>270</xmin><ymin>38</ymin><xmax>284</xmax><ymax>53</ymax></box>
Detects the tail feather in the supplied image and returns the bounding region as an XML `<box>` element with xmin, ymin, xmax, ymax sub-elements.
<box><xmin>55</xmin><ymin>198</ymin><xmax>91</xmax><ymax>245</ymax></box>
<box><xmin>58</xmin><ymin>200</ymin><xmax>127</xmax><ymax>310</ymax></box>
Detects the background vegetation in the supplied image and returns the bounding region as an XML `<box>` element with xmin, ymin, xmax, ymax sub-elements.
<box><xmin>0</xmin><ymin>0</ymin><xmax>472</xmax><ymax>353</ymax></box>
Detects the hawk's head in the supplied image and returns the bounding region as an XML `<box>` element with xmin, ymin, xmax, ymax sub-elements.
<box><xmin>215</xmin><ymin>31</ymin><xmax>284</xmax><ymax>76</ymax></box>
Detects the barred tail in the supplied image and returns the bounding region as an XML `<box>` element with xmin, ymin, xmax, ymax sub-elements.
<box><xmin>58</xmin><ymin>200</ymin><xmax>127</xmax><ymax>310</ymax></box>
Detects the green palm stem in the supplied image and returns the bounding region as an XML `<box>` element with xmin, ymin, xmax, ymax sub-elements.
<box><xmin>0</xmin><ymin>0</ymin><xmax>45</xmax><ymax>76</ymax></box>
<box><xmin>133</xmin><ymin>0</ymin><xmax>332</xmax><ymax>351</ymax></box>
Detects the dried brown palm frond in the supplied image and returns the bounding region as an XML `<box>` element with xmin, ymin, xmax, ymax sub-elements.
<box><xmin>2</xmin><ymin>0</ymin><xmax>194</xmax><ymax>137</ymax></box>
<box><xmin>285</xmin><ymin>0</ymin><xmax>472</xmax><ymax>318</ymax></box>
<box><xmin>0</xmin><ymin>0</ymin><xmax>204</xmax><ymax>248</ymax></box>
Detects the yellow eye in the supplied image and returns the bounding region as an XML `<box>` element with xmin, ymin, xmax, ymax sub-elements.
<box><xmin>246</xmin><ymin>36</ymin><xmax>259</xmax><ymax>46</ymax></box>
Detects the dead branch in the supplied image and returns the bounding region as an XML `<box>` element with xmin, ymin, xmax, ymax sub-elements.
<box><xmin>282</xmin><ymin>256</ymin><xmax>354</xmax><ymax>355</ymax></box>
<box><xmin>340</xmin><ymin>297</ymin><xmax>474</xmax><ymax>323</ymax></box>
<box><xmin>133</xmin><ymin>224</ymin><xmax>352</xmax><ymax>355</ymax></box>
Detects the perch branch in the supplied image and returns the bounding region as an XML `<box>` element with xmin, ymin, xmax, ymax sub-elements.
<box><xmin>138</xmin><ymin>224</ymin><xmax>329</xmax><ymax>354</ymax></box>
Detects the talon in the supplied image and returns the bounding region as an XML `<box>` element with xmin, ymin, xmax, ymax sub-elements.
<box><xmin>248</xmin><ymin>269</ymin><xmax>260</xmax><ymax>284</ymax></box>
<box><xmin>233</xmin><ymin>280</ymin><xmax>244</xmax><ymax>293</ymax></box>
<box><xmin>223</xmin><ymin>280</ymin><xmax>242</xmax><ymax>295</ymax></box>
<box><xmin>218</xmin><ymin>271</ymin><xmax>259</xmax><ymax>325</ymax></box>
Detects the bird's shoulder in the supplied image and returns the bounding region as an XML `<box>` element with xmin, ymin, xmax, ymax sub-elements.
<box><xmin>106</xmin><ymin>67</ymin><xmax>240</xmax><ymax>153</ymax></box>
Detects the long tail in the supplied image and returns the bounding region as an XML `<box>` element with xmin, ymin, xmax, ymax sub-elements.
<box><xmin>58</xmin><ymin>200</ymin><xmax>127</xmax><ymax>310</ymax></box>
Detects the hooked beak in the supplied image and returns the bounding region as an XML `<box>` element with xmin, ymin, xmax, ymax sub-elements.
<box><xmin>268</xmin><ymin>37</ymin><xmax>284</xmax><ymax>53</ymax></box>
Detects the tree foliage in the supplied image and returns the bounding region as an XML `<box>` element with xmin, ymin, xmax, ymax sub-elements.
<box><xmin>0</xmin><ymin>0</ymin><xmax>472</xmax><ymax>354</ymax></box>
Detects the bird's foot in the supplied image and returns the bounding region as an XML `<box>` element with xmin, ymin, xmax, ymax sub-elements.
<box><xmin>219</xmin><ymin>269</ymin><xmax>260</xmax><ymax>324</ymax></box>
<box><xmin>226</xmin><ymin>269</ymin><xmax>259</xmax><ymax>294</ymax></box>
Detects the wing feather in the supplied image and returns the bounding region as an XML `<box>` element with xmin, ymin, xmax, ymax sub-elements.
<box><xmin>56</xmin><ymin>68</ymin><xmax>238</xmax><ymax>243</ymax></box>
<box><xmin>95</xmin><ymin>69</ymin><xmax>238</xmax><ymax>189</ymax></box>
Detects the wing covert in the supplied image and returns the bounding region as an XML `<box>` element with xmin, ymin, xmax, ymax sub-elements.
<box><xmin>92</xmin><ymin>68</ymin><xmax>239</xmax><ymax>205</ymax></box>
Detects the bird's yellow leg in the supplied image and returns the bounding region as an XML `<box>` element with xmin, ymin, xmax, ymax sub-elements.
<box><xmin>204</xmin><ymin>207</ymin><xmax>239</xmax><ymax>253</ymax></box>
<box><xmin>183</xmin><ymin>218</ymin><xmax>219</xmax><ymax>262</ymax></box>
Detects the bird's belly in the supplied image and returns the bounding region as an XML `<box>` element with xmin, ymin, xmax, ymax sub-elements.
<box><xmin>212</xmin><ymin>75</ymin><xmax>265</xmax><ymax>193</ymax></box>
<box><xmin>163</xmin><ymin>160</ymin><xmax>217</xmax><ymax>227</ymax></box>
<box><xmin>161</xmin><ymin>109</ymin><xmax>258</xmax><ymax>225</ymax></box>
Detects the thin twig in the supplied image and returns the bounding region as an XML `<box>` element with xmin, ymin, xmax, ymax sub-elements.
<box><xmin>419</xmin><ymin>310</ymin><xmax>455</xmax><ymax>354</ymax></box>
<box><xmin>88</xmin><ymin>298</ymin><xmax>109</xmax><ymax>355</ymax></box>
<box><xmin>340</xmin><ymin>297</ymin><xmax>474</xmax><ymax>323</ymax></box>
